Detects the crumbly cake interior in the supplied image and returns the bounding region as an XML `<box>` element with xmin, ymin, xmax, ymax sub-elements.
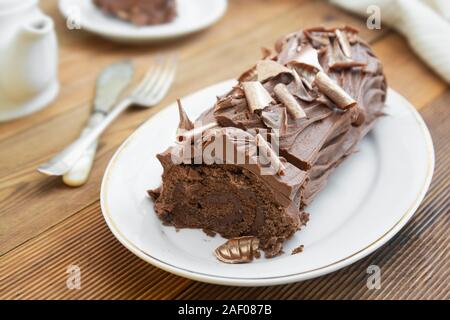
<box><xmin>152</xmin><ymin>164</ymin><xmax>308</xmax><ymax>257</ymax></box>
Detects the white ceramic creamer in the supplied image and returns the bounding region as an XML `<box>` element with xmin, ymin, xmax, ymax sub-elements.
<box><xmin>0</xmin><ymin>0</ymin><xmax>59</xmax><ymax>121</ymax></box>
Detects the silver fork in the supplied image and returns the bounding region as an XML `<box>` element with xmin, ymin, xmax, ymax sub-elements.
<box><xmin>38</xmin><ymin>54</ymin><xmax>178</xmax><ymax>176</ymax></box>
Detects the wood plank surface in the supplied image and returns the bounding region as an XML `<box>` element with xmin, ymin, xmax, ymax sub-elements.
<box><xmin>1</xmin><ymin>91</ymin><xmax>448</xmax><ymax>300</ymax></box>
<box><xmin>0</xmin><ymin>0</ymin><xmax>448</xmax><ymax>300</ymax></box>
<box><xmin>1</xmin><ymin>0</ymin><xmax>390</xmax><ymax>256</ymax></box>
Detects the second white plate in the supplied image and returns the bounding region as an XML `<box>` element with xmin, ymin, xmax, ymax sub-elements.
<box><xmin>58</xmin><ymin>0</ymin><xmax>228</xmax><ymax>43</ymax></box>
<box><xmin>100</xmin><ymin>80</ymin><xmax>434</xmax><ymax>286</ymax></box>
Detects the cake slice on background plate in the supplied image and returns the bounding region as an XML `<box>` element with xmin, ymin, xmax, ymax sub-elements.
<box><xmin>94</xmin><ymin>0</ymin><xmax>177</xmax><ymax>26</ymax></box>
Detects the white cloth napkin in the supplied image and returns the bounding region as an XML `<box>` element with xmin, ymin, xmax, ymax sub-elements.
<box><xmin>330</xmin><ymin>0</ymin><xmax>450</xmax><ymax>83</ymax></box>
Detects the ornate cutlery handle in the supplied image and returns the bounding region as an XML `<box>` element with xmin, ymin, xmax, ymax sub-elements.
<box><xmin>38</xmin><ymin>98</ymin><xmax>132</xmax><ymax>176</ymax></box>
<box><xmin>62</xmin><ymin>113</ymin><xmax>104</xmax><ymax>186</ymax></box>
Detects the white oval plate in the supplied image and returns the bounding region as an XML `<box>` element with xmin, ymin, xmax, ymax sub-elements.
<box><xmin>100</xmin><ymin>80</ymin><xmax>434</xmax><ymax>286</ymax></box>
<box><xmin>58</xmin><ymin>0</ymin><xmax>227</xmax><ymax>43</ymax></box>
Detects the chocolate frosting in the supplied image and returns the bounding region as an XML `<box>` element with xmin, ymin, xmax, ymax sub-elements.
<box><xmin>209</xmin><ymin>26</ymin><xmax>386</xmax><ymax>178</ymax></box>
<box><xmin>152</xmin><ymin>26</ymin><xmax>386</xmax><ymax>257</ymax></box>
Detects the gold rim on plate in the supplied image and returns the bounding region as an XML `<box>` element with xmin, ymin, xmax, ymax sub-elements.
<box><xmin>100</xmin><ymin>87</ymin><xmax>434</xmax><ymax>286</ymax></box>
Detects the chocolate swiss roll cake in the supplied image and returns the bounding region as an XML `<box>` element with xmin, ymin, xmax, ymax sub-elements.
<box><xmin>150</xmin><ymin>27</ymin><xmax>387</xmax><ymax>259</ymax></box>
<box><xmin>94</xmin><ymin>0</ymin><xmax>176</xmax><ymax>26</ymax></box>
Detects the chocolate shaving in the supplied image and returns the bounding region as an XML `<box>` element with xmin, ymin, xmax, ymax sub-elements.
<box><xmin>238</xmin><ymin>65</ymin><xmax>257</xmax><ymax>82</ymax></box>
<box><xmin>176</xmin><ymin>121</ymin><xmax>218</xmax><ymax>142</ymax></box>
<box><xmin>255</xmin><ymin>133</ymin><xmax>285</xmax><ymax>175</ymax></box>
<box><xmin>329</xmin><ymin>60</ymin><xmax>366</xmax><ymax>71</ymax></box>
<box><xmin>261</xmin><ymin>47</ymin><xmax>273</xmax><ymax>60</ymax></box>
<box><xmin>328</xmin><ymin>37</ymin><xmax>365</xmax><ymax>71</ymax></box>
<box><xmin>287</xmin><ymin>44</ymin><xmax>323</xmax><ymax>73</ymax></box>
<box><xmin>215</xmin><ymin>96</ymin><xmax>246</xmax><ymax>111</ymax></box>
<box><xmin>215</xmin><ymin>96</ymin><xmax>234</xmax><ymax>111</ymax></box>
<box><xmin>260</xmin><ymin>108</ymin><xmax>287</xmax><ymax>134</ymax></box>
<box><xmin>329</xmin><ymin>38</ymin><xmax>346</xmax><ymax>65</ymax></box>
<box><xmin>314</xmin><ymin>71</ymin><xmax>356</xmax><ymax>109</ymax></box>
<box><xmin>274</xmin><ymin>83</ymin><xmax>306</xmax><ymax>119</ymax></box>
<box><xmin>335</xmin><ymin>29</ymin><xmax>352</xmax><ymax>58</ymax></box>
<box><xmin>304</xmin><ymin>29</ymin><xmax>331</xmax><ymax>47</ymax></box>
<box><xmin>242</xmin><ymin>81</ymin><xmax>274</xmax><ymax>113</ymax></box>
<box><xmin>295</xmin><ymin>67</ymin><xmax>316</xmax><ymax>90</ymax></box>
<box><xmin>215</xmin><ymin>86</ymin><xmax>246</xmax><ymax>111</ymax></box>
<box><xmin>228</xmin><ymin>85</ymin><xmax>246</xmax><ymax>99</ymax></box>
<box><xmin>341</xmin><ymin>25</ymin><xmax>360</xmax><ymax>34</ymax></box>
<box><xmin>214</xmin><ymin>236</ymin><xmax>260</xmax><ymax>264</ymax></box>
<box><xmin>304</xmin><ymin>26</ymin><xmax>336</xmax><ymax>37</ymax></box>
<box><xmin>288</xmin><ymin>69</ymin><xmax>315</xmax><ymax>102</ymax></box>
<box><xmin>286</xmin><ymin>45</ymin><xmax>324</xmax><ymax>90</ymax></box>
<box><xmin>276</xmin><ymin>35</ymin><xmax>299</xmax><ymax>65</ymax></box>
<box><xmin>176</xmin><ymin>99</ymin><xmax>194</xmax><ymax>134</ymax></box>
<box><xmin>256</xmin><ymin>60</ymin><xmax>292</xmax><ymax>83</ymax></box>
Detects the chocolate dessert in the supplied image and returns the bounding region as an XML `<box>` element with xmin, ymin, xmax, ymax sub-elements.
<box><xmin>150</xmin><ymin>27</ymin><xmax>386</xmax><ymax>259</ymax></box>
<box><xmin>94</xmin><ymin>0</ymin><xmax>176</xmax><ymax>26</ymax></box>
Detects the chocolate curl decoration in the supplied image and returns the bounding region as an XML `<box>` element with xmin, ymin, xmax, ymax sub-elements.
<box><xmin>176</xmin><ymin>99</ymin><xmax>194</xmax><ymax>134</ymax></box>
<box><xmin>274</xmin><ymin>83</ymin><xmax>307</xmax><ymax>119</ymax></box>
<box><xmin>260</xmin><ymin>47</ymin><xmax>273</xmax><ymax>60</ymax></box>
<box><xmin>214</xmin><ymin>236</ymin><xmax>260</xmax><ymax>264</ymax></box>
<box><xmin>288</xmin><ymin>68</ymin><xmax>315</xmax><ymax>101</ymax></box>
<box><xmin>238</xmin><ymin>65</ymin><xmax>257</xmax><ymax>82</ymax></box>
<box><xmin>286</xmin><ymin>45</ymin><xmax>322</xmax><ymax>89</ymax></box>
<box><xmin>242</xmin><ymin>81</ymin><xmax>275</xmax><ymax>113</ymax></box>
<box><xmin>335</xmin><ymin>29</ymin><xmax>352</xmax><ymax>58</ymax></box>
<box><xmin>329</xmin><ymin>33</ymin><xmax>366</xmax><ymax>71</ymax></box>
<box><xmin>287</xmin><ymin>44</ymin><xmax>324</xmax><ymax>73</ymax></box>
<box><xmin>314</xmin><ymin>71</ymin><xmax>356</xmax><ymax>109</ymax></box>
<box><xmin>256</xmin><ymin>60</ymin><xmax>293</xmax><ymax>83</ymax></box>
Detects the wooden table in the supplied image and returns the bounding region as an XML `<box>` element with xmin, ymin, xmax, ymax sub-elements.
<box><xmin>1</xmin><ymin>0</ymin><xmax>448</xmax><ymax>300</ymax></box>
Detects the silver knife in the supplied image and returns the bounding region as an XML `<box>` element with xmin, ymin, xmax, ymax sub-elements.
<box><xmin>63</xmin><ymin>61</ymin><xmax>134</xmax><ymax>187</ymax></box>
